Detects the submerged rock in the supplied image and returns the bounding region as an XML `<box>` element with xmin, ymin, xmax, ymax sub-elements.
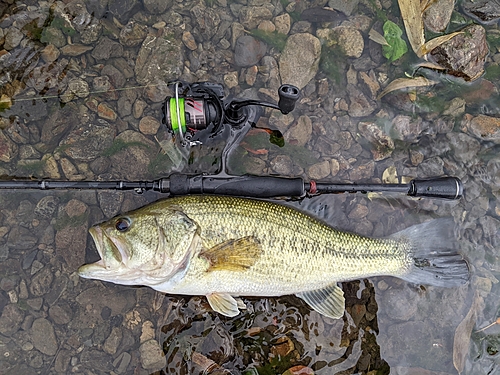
<box><xmin>429</xmin><ymin>24</ymin><xmax>488</xmax><ymax>81</ymax></box>
<box><xmin>279</xmin><ymin>33</ymin><xmax>321</xmax><ymax>89</ymax></box>
<box><xmin>423</xmin><ymin>0</ymin><xmax>455</xmax><ymax>33</ymax></box>
<box><xmin>462</xmin><ymin>0</ymin><xmax>500</xmax><ymax>25</ymax></box>
<box><xmin>31</xmin><ymin>318</ymin><xmax>58</xmax><ymax>356</ymax></box>
<box><xmin>139</xmin><ymin>339</ymin><xmax>166</xmax><ymax>371</ymax></box>
<box><xmin>234</xmin><ymin>36</ymin><xmax>267</xmax><ymax>67</ymax></box>
<box><xmin>135</xmin><ymin>30</ymin><xmax>184</xmax><ymax>85</ymax></box>
<box><xmin>462</xmin><ymin>114</ymin><xmax>500</xmax><ymax>143</ymax></box>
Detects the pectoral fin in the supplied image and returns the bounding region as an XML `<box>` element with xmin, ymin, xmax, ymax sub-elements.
<box><xmin>201</xmin><ymin>236</ymin><xmax>262</xmax><ymax>272</ymax></box>
<box><xmin>206</xmin><ymin>293</ymin><xmax>241</xmax><ymax>317</ymax></box>
<box><xmin>296</xmin><ymin>284</ymin><xmax>345</xmax><ymax>319</ymax></box>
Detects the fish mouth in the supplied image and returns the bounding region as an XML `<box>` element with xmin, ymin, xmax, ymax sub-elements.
<box><xmin>78</xmin><ymin>226</ymin><xmax>124</xmax><ymax>278</ymax></box>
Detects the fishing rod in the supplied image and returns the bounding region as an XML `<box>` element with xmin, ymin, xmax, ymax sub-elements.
<box><xmin>0</xmin><ymin>174</ymin><xmax>463</xmax><ymax>199</ymax></box>
<box><xmin>0</xmin><ymin>80</ymin><xmax>463</xmax><ymax>200</ymax></box>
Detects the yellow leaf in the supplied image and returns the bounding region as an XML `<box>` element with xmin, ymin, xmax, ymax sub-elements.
<box><xmin>398</xmin><ymin>0</ymin><xmax>425</xmax><ymax>54</ymax></box>
<box><xmin>418</xmin><ymin>31</ymin><xmax>464</xmax><ymax>58</ymax></box>
<box><xmin>377</xmin><ymin>76</ymin><xmax>438</xmax><ymax>99</ymax></box>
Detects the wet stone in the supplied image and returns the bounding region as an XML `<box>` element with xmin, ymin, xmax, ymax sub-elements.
<box><xmin>29</xmin><ymin>266</ymin><xmax>53</xmax><ymax>296</ymax></box>
<box><xmin>108</xmin><ymin>0</ymin><xmax>138</xmax><ymax>22</ymax></box>
<box><xmin>358</xmin><ymin>121</ymin><xmax>394</xmax><ymax>161</ymax></box>
<box><xmin>133</xmin><ymin>99</ymin><xmax>147</xmax><ymax>118</ymax></box>
<box><xmin>0</xmin><ymin>130</ymin><xmax>18</xmax><ymax>162</ymax></box>
<box><xmin>446</xmin><ymin>132</ymin><xmax>481</xmax><ymax>163</ymax></box>
<box><xmin>239</xmin><ymin>6</ymin><xmax>273</xmax><ymax>29</ymax></box>
<box><xmin>423</xmin><ymin>0</ymin><xmax>454</xmax><ymax>33</ymax></box>
<box><xmin>318</xmin><ymin>26</ymin><xmax>364</xmax><ymax>58</ymax></box>
<box><xmin>41</xmin><ymin>44</ymin><xmax>60</xmax><ymax>63</ymax></box>
<box><xmin>270</xmin><ymin>155</ymin><xmax>293</xmax><ymax>175</ymax></box>
<box><xmin>7</xmin><ymin>226</ymin><xmax>37</xmax><ymax>251</ymax></box>
<box><xmin>284</xmin><ymin>115</ymin><xmax>312</xmax><ymax>147</ymax></box>
<box><xmin>349</xmin><ymin>160</ymin><xmax>375</xmax><ymax>180</ymax></box>
<box><xmin>0</xmin><ymin>303</ymin><xmax>24</xmax><ymax>336</ymax></box>
<box><xmin>60</xmin><ymin>43</ymin><xmax>93</xmax><ymax>56</ymax></box>
<box><xmin>113</xmin><ymin>352</ymin><xmax>132</xmax><ymax>373</ymax></box>
<box><xmin>92</xmin><ymin>36</ymin><xmax>123</xmax><ymax>61</ymax></box>
<box><xmin>417</xmin><ymin>156</ymin><xmax>444</xmax><ymax>177</ymax></box>
<box><xmin>139</xmin><ymin>115</ymin><xmax>161</xmax><ymax>135</ymax></box>
<box><xmin>308</xmin><ymin>160</ymin><xmax>331</xmax><ymax>180</ymax></box>
<box><xmin>97</xmin><ymin>102</ymin><xmax>117</xmax><ymax>121</ymax></box>
<box><xmin>191</xmin><ymin>4</ymin><xmax>221</xmax><ymax>41</ymax></box>
<box><xmin>462</xmin><ymin>0</ymin><xmax>500</xmax><ymax>24</ymax></box>
<box><xmin>55</xmin><ymin>224</ymin><xmax>87</xmax><ymax>270</ymax></box>
<box><xmin>4</xmin><ymin>27</ymin><xmax>23</xmax><ymax>50</ymax></box>
<box><xmin>429</xmin><ymin>24</ymin><xmax>488</xmax><ymax>81</ymax></box>
<box><xmin>135</xmin><ymin>31</ymin><xmax>184</xmax><ymax>85</ymax></box>
<box><xmin>182</xmin><ymin>31</ymin><xmax>198</xmax><ymax>51</ymax></box>
<box><xmin>119</xmin><ymin>20</ymin><xmax>148</xmax><ymax>47</ymax></box>
<box><xmin>391</xmin><ymin>115</ymin><xmax>424</xmax><ymax>142</ymax></box>
<box><xmin>104</xmin><ymin>326</ymin><xmax>123</xmax><ymax>355</ymax></box>
<box><xmin>347</xmin><ymin>85</ymin><xmax>376</xmax><ymax>118</ymax></box>
<box><xmin>348</xmin><ymin>204</ymin><xmax>369</xmax><ymax>220</ymax></box>
<box><xmin>31</xmin><ymin>318</ymin><xmax>58</xmax><ymax>356</ymax></box>
<box><xmin>54</xmin><ymin>349</ymin><xmax>71</xmax><ymax>373</ymax></box>
<box><xmin>49</xmin><ymin>302</ymin><xmax>73</xmax><ymax>325</ymax></box>
<box><xmin>464</xmin><ymin>114</ymin><xmax>500</xmax><ymax>143</ymax></box>
<box><xmin>97</xmin><ymin>191</ymin><xmax>124</xmax><ymax>218</ymax></box>
<box><xmin>102</xmin><ymin>64</ymin><xmax>126</xmax><ymax>89</ymax></box>
<box><xmin>139</xmin><ymin>339</ymin><xmax>166</xmax><ymax>370</ymax></box>
<box><xmin>61</xmin><ymin>119</ymin><xmax>116</xmax><ymax>162</ymax></box>
<box><xmin>242</xmin><ymin>156</ymin><xmax>266</xmax><ymax>175</ymax></box>
<box><xmin>280</xmin><ymin>33</ymin><xmax>321</xmax><ymax>90</ymax></box>
<box><xmin>234</xmin><ymin>36</ymin><xmax>267</xmax><ymax>67</ymax></box>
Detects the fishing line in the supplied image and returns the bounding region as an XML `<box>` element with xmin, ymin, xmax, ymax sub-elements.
<box><xmin>3</xmin><ymin>83</ymin><xmax>167</xmax><ymax>103</ymax></box>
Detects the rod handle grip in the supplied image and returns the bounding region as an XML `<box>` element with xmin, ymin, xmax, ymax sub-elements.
<box><xmin>167</xmin><ymin>174</ymin><xmax>305</xmax><ymax>198</ymax></box>
<box><xmin>408</xmin><ymin>177</ymin><xmax>463</xmax><ymax>200</ymax></box>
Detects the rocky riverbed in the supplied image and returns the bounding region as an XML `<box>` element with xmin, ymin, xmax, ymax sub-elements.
<box><xmin>1</xmin><ymin>0</ymin><xmax>500</xmax><ymax>374</ymax></box>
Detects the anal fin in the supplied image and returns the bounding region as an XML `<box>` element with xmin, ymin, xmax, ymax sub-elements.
<box><xmin>296</xmin><ymin>284</ymin><xmax>345</xmax><ymax>319</ymax></box>
<box><xmin>201</xmin><ymin>236</ymin><xmax>262</xmax><ymax>272</ymax></box>
<box><xmin>206</xmin><ymin>293</ymin><xmax>241</xmax><ymax>317</ymax></box>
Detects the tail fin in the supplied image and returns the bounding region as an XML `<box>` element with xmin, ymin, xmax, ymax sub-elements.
<box><xmin>390</xmin><ymin>218</ymin><xmax>469</xmax><ymax>287</ymax></box>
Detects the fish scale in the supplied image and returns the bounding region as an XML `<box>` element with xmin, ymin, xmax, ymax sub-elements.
<box><xmin>160</xmin><ymin>195</ymin><xmax>411</xmax><ymax>295</ymax></box>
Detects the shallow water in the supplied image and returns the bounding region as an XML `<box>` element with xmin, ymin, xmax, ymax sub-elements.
<box><xmin>0</xmin><ymin>0</ymin><xmax>500</xmax><ymax>374</ymax></box>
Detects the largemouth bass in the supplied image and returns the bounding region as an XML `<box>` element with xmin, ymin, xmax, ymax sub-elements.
<box><xmin>78</xmin><ymin>195</ymin><xmax>469</xmax><ymax>319</ymax></box>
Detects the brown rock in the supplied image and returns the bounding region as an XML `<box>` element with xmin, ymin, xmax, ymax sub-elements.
<box><xmin>98</xmin><ymin>103</ymin><xmax>118</xmax><ymax>121</ymax></box>
<box><xmin>270</xmin><ymin>336</ymin><xmax>294</xmax><ymax>357</ymax></box>
<box><xmin>182</xmin><ymin>31</ymin><xmax>197</xmax><ymax>50</ymax></box>
<box><xmin>60</xmin><ymin>44</ymin><xmax>93</xmax><ymax>56</ymax></box>
<box><xmin>139</xmin><ymin>116</ymin><xmax>160</xmax><ymax>135</ymax></box>
<box><xmin>41</xmin><ymin>44</ymin><xmax>60</xmax><ymax>62</ymax></box>
<box><xmin>464</xmin><ymin>114</ymin><xmax>500</xmax><ymax>143</ymax></box>
<box><xmin>429</xmin><ymin>24</ymin><xmax>488</xmax><ymax>81</ymax></box>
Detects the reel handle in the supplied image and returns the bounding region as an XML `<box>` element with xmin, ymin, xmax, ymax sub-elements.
<box><xmin>408</xmin><ymin>177</ymin><xmax>463</xmax><ymax>200</ymax></box>
<box><xmin>278</xmin><ymin>84</ymin><xmax>300</xmax><ymax>114</ymax></box>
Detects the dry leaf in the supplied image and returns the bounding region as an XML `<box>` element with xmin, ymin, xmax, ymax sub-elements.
<box><xmin>382</xmin><ymin>166</ymin><xmax>398</xmax><ymax>184</ymax></box>
<box><xmin>418</xmin><ymin>31</ymin><xmax>464</xmax><ymax>57</ymax></box>
<box><xmin>420</xmin><ymin>0</ymin><xmax>436</xmax><ymax>13</ymax></box>
<box><xmin>377</xmin><ymin>76</ymin><xmax>438</xmax><ymax>99</ymax></box>
<box><xmin>453</xmin><ymin>292</ymin><xmax>483</xmax><ymax>374</ymax></box>
<box><xmin>369</xmin><ymin>28</ymin><xmax>389</xmax><ymax>46</ymax></box>
<box><xmin>398</xmin><ymin>0</ymin><xmax>425</xmax><ymax>54</ymax></box>
<box><xmin>414</xmin><ymin>61</ymin><xmax>446</xmax><ymax>70</ymax></box>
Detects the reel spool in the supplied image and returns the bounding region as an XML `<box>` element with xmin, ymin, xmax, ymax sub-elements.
<box><xmin>162</xmin><ymin>81</ymin><xmax>225</xmax><ymax>145</ymax></box>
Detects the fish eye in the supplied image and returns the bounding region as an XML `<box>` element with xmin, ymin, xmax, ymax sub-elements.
<box><xmin>115</xmin><ymin>217</ymin><xmax>131</xmax><ymax>232</ymax></box>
